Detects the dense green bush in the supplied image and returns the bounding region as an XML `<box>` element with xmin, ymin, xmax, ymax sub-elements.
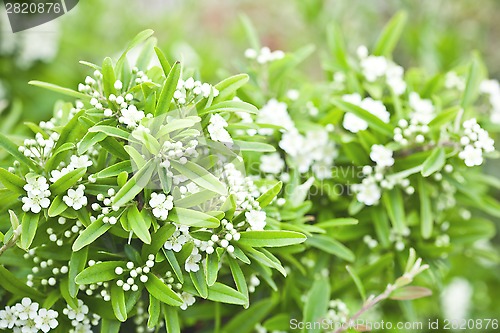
<box><xmin>1</xmin><ymin>6</ymin><xmax>499</xmax><ymax>333</ymax></box>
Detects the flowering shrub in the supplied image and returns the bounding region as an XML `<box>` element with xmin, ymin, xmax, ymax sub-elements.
<box><xmin>0</xmin><ymin>30</ymin><xmax>309</xmax><ymax>332</ymax></box>
<box><xmin>0</xmin><ymin>11</ymin><xmax>499</xmax><ymax>333</ymax></box>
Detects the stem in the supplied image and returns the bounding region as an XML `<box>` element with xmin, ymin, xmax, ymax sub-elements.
<box><xmin>214</xmin><ymin>301</ymin><xmax>221</xmax><ymax>333</ymax></box>
<box><xmin>332</xmin><ymin>284</ymin><xmax>396</xmax><ymax>333</ymax></box>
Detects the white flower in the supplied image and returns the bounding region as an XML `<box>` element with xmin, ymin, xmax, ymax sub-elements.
<box><xmin>15</xmin><ymin>298</ymin><xmax>39</xmax><ymax>321</ymax></box>
<box><xmin>164</xmin><ymin>225</ymin><xmax>190</xmax><ymax>252</ymax></box>
<box><xmin>34</xmin><ymin>308</ymin><xmax>58</xmax><ymax>333</ymax></box>
<box><xmin>370</xmin><ymin>145</ymin><xmax>394</xmax><ymax>168</ymax></box>
<box><xmin>257</xmin><ymin>99</ymin><xmax>295</xmax><ymax>135</ymax></box>
<box><xmin>149</xmin><ymin>193</ymin><xmax>174</xmax><ymax>220</ymax></box>
<box><xmin>49</xmin><ymin>166</ymin><xmax>74</xmax><ymax>183</ymax></box>
<box><xmin>63</xmin><ymin>300</ymin><xmax>88</xmax><ymax>322</ymax></box>
<box><xmin>441</xmin><ymin>278</ymin><xmax>472</xmax><ymax>321</ymax></box>
<box><xmin>279</xmin><ymin>130</ymin><xmax>305</xmax><ymax>157</ymax></box>
<box><xmin>409</xmin><ymin>92</ymin><xmax>435</xmax><ymax>124</ymax></box>
<box><xmin>260</xmin><ymin>153</ymin><xmax>285</xmax><ymax>174</ymax></box>
<box><xmin>245</xmin><ymin>210</ymin><xmax>267</xmax><ymax>230</ymax></box>
<box><xmin>354</xmin><ymin>180</ymin><xmax>381</xmax><ymax>206</ymax></box>
<box><xmin>69</xmin><ymin>155</ymin><xmax>93</xmax><ymax>169</ymax></box>
<box><xmin>386</xmin><ymin>64</ymin><xmax>406</xmax><ymax>95</ymax></box>
<box><xmin>459</xmin><ymin>145</ymin><xmax>483</xmax><ymax>167</ymax></box>
<box><xmin>445</xmin><ymin>72</ymin><xmax>465</xmax><ymax>91</ymax></box>
<box><xmin>248</xmin><ymin>46</ymin><xmax>285</xmax><ymax>64</ymax></box>
<box><xmin>22</xmin><ymin>176</ymin><xmax>51</xmax><ymax>213</ymax></box>
<box><xmin>63</xmin><ymin>185</ymin><xmax>88</xmax><ymax>210</ymax></box>
<box><xmin>342</xmin><ymin>94</ymin><xmax>390</xmax><ymax>133</ymax></box>
<box><xmin>0</xmin><ymin>306</ymin><xmax>17</xmax><ymax>329</ymax></box>
<box><xmin>180</xmin><ymin>293</ymin><xmax>196</xmax><ymax>310</ymax></box>
<box><xmin>208</xmin><ymin>114</ymin><xmax>233</xmax><ymax>144</ymax></box>
<box><xmin>360</xmin><ymin>55</ymin><xmax>388</xmax><ymax>82</ymax></box>
<box><xmin>185</xmin><ymin>248</ymin><xmax>202</xmax><ymax>272</ymax></box>
<box><xmin>119</xmin><ymin>104</ymin><xmax>145</xmax><ymax>128</ymax></box>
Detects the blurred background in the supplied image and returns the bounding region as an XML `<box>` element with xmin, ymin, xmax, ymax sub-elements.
<box><xmin>2</xmin><ymin>0</ymin><xmax>500</xmax><ymax>124</ymax></box>
<box><xmin>1</xmin><ymin>0</ymin><xmax>500</xmax><ymax>329</ymax></box>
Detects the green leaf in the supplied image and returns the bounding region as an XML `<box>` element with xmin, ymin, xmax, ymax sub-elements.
<box><xmin>124</xmin><ymin>145</ymin><xmax>146</xmax><ymax>169</ymax></box>
<box><xmin>306</xmin><ymin>235</ymin><xmax>355</xmax><ymax>262</ymax></box>
<box><xmin>0</xmin><ymin>132</ymin><xmax>40</xmax><ymax>171</ymax></box>
<box><xmin>75</xmin><ymin>261</ymin><xmax>126</xmax><ymax>285</ymax></box>
<box><xmin>113</xmin><ymin>160</ymin><xmax>156</xmax><ymax>207</ymax></box>
<box><xmin>60</xmin><ymin>278</ymin><xmax>78</xmax><ymax>309</ymax></box>
<box><xmin>128</xmin><ymin>206</ymin><xmax>151</xmax><ymax>244</ymax></box>
<box><xmin>157</xmin><ymin>116</ymin><xmax>200</xmax><ymax>136</ymax></box>
<box><xmin>116</xmin><ymin>29</ymin><xmax>155</xmax><ymax>73</ymax></box>
<box><xmin>205</xmin><ymin>253</ymin><xmax>219</xmax><ymax>287</ymax></box>
<box><xmin>199</xmin><ymin>100</ymin><xmax>258</xmax><ymax>116</ymax></box>
<box><xmin>213</xmin><ymin>74</ymin><xmax>249</xmax><ymax>103</ymax></box>
<box><xmin>94</xmin><ymin>161</ymin><xmax>132</xmax><ymax>179</ymax></box>
<box><xmin>190</xmin><ymin>270</ymin><xmax>208</xmax><ymax>298</ymax></box>
<box><xmin>421</xmin><ymin>147</ymin><xmax>445</xmax><ymax>177</ymax></box>
<box><xmin>164</xmin><ymin>250</ymin><xmax>184</xmax><ymax>284</ymax></box>
<box><xmin>154</xmin><ymin>47</ymin><xmax>171</xmax><ymax>75</ymax></box>
<box><xmin>148</xmin><ymin>294</ymin><xmax>161</xmax><ymax>328</ymax></box>
<box><xmin>239</xmin><ymin>14</ymin><xmax>260</xmax><ymax>51</ymax></box>
<box><xmin>100</xmin><ymin>319</ymin><xmax>121</xmax><ymax>333</ymax></box>
<box><xmin>461</xmin><ymin>53</ymin><xmax>482</xmax><ymax>108</ymax></box>
<box><xmin>50</xmin><ymin>167</ymin><xmax>87</xmax><ymax>195</ymax></box>
<box><xmin>0</xmin><ymin>168</ymin><xmax>25</xmax><ymax>194</ymax></box>
<box><xmin>238</xmin><ymin>231</ymin><xmax>306</xmax><ymax>248</ymax></box>
<box><xmin>21</xmin><ymin>213</ymin><xmax>39</xmax><ymax>250</ymax></box>
<box><xmin>89</xmin><ymin>126</ymin><xmax>131</xmax><ymax>142</ymax></box>
<box><xmin>69</xmin><ymin>247</ymin><xmax>88</xmax><ymax>297</ymax></box>
<box><xmin>303</xmin><ymin>277</ymin><xmax>330</xmax><ymax>333</ymax></box>
<box><xmin>346</xmin><ymin>265</ymin><xmax>366</xmax><ymax>300</ymax></box>
<box><xmin>418</xmin><ymin>178</ymin><xmax>433</xmax><ymax>239</ymax></box>
<box><xmin>142</xmin><ymin>223</ymin><xmax>176</xmax><ymax>259</ymax></box>
<box><xmin>233</xmin><ymin>140</ymin><xmax>276</xmax><ymax>152</ymax></box>
<box><xmin>256</xmin><ymin>181</ymin><xmax>282</xmax><ymax>208</ymax></box>
<box><xmin>155</xmin><ymin>61</ymin><xmax>181</xmax><ymax>115</ymax></box>
<box><xmin>170</xmin><ymin>160</ymin><xmax>227</xmax><ymax>195</ymax></box>
<box><xmin>206</xmin><ymin>282</ymin><xmax>247</xmax><ymax>305</ymax></box>
<box><xmin>28</xmin><ymin>81</ymin><xmax>91</xmax><ymax>101</ymax></box>
<box><xmin>227</xmin><ymin>257</ymin><xmax>249</xmax><ymax>307</ymax></box>
<box><xmin>111</xmin><ymin>283</ymin><xmax>127</xmax><ymax>322</ymax></box>
<box><xmin>145</xmin><ymin>273</ymin><xmax>183</xmax><ymax>306</ymax></box>
<box><xmin>102</xmin><ymin>57</ymin><xmax>117</xmax><ymax>97</ymax></box>
<box><xmin>382</xmin><ymin>188</ymin><xmax>406</xmax><ymax>234</ymax></box>
<box><xmin>48</xmin><ymin>195</ymin><xmax>68</xmax><ymax>217</ymax></box>
<box><xmin>316</xmin><ymin>218</ymin><xmax>358</xmax><ymax>229</ymax></box>
<box><xmin>331</xmin><ymin>98</ymin><xmax>393</xmax><ymax>136</ymax></box>
<box><xmin>222</xmin><ymin>298</ymin><xmax>275</xmax><ymax>333</ymax></box>
<box><xmin>390</xmin><ymin>286</ymin><xmax>432</xmax><ymax>300</ymax></box>
<box><xmin>72</xmin><ymin>218</ymin><xmax>112</xmax><ymax>251</ymax></box>
<box><xmin>326</xmin><ymin>23</ymin><xmax>349</xmax><ymax>70</ymax></box>
<box><xmin>169</xmin><ymin>207</ymin><xmax>220</xmax><ymax>228</ymax></box>
<box><xmin>163</xmin><ymin>305</ymin><xmax>180</xmax><ymax>333</ymax></box>
<box><xmin>0</xmin><ymin>265</ymin><xmax>44</xmax><ymax>301</ymax></box>
<box><xmin>373</xmin><ymin>11</ymin><xmax>408</xmax><ymax>57</ymax></box>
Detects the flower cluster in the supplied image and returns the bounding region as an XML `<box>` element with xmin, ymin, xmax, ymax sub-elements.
<box><xmin>357</xmin><ymin>45</ymin><xmax>406</xmax><ymax>95</ymax></box>
<box><xmin>114</xmin><ymin>257</ymin><xmax>154</xmax><ymax>292</ymax></box>
<box><xmin>341</xmin><ymin>93</ymin><xmax>390</xmax><ymax>133</ymax></box>
<box><xmin>0</xmin><ymin>298</ymin><xmax>58</xmax><ymax>332</ymax></box>
<box><xmin>208</xmin><ymin>114</ymin><xmax>233</xmax><ymax>144</ymax></box>
<box><xmin>279</xmin><ymin>129</ymin><xmax>338</xmax><ymax>179</ymax></box>
<box><xmin>174</xmin><ymin>77</ymin><xmax>219</xmax><ymax>104</ymax></box>
<box><xmin>18</xmin><ymin>133</ymin><xmax>59</xmax><ymax>164</ymax></box>
<box><xmin>22</xmin><ymin>176</ymin><xmax>51</xmax><ymax>213</ymax></box>
<box><xmin>458</xmin><ymin>118</ymin><xmax>495</xmax><ymax>166</ymax></box>
<box><xmin>479</xmin><ymin>79</ymin><xmax>500</xmax><ymax>123</ymax></box>
<box><xmin>63</xmin><ymin>300</ymin><xmax>100</xmax><ymax>333</ymax></box>
<box><xmin>244</xmin><ymin>47</ymin><xmax>285</xmax><ymax>64</ymax></box>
